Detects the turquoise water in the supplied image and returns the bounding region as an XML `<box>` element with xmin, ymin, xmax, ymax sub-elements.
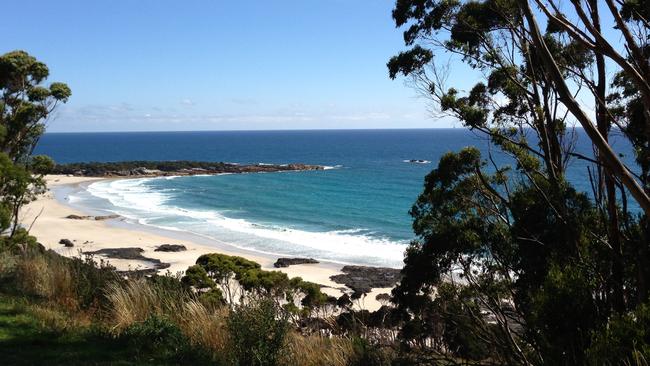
<box><xmin>35</xmin><ymin>129</ymin><xmax>636</xmax><ymax>267</ymax></box>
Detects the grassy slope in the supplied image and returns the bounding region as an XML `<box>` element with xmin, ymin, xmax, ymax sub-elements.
<box><xmin>0</xmin><ymin>295</ymin><xmax>177</xmax><ymax>366</ymax></box>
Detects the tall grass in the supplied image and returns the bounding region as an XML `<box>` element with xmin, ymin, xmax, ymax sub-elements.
<box><xmin>104</xmin><ymin>275</ymin><xmax>233</xmax><ymax>363</ymax></box>
<box><xmin>282</xmin><ymin>333</ymin><xmax>356</xmax><ymax>366</ymax></box>
<box><xmin>179</xmin><ymin>299</ymin><xmax>229</xmax><ymax>354</ymax></box>
<box><xmin>1</xmin><ymin>248</ymin><xmax>390</xmax><ymax>365</ymax></box>
<box><xmin>104</xmin><ymin>278</ymin><xmax>189</xmax><ymax>333</ymax></box>
<box><xmin>105</xmin><ymin>279</ymin><xmax>158</xmax><ymax>332</ymax></box>
<box><xmin>14</xmin><ymin>253</ymin><xmax>76</xmax><ymax>308</ymax></box>
<box><xmin>7</xmin><ymin>249</ymin><xmax>118</xmax><ymax>313</ymax></box>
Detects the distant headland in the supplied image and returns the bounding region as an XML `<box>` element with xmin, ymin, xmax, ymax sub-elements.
<box><xmin>50</xmin><ymin>160</ymin><xmax>324</xmax><ymax>177</ymax></box>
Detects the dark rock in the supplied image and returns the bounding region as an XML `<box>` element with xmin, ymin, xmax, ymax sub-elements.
<box><xmin>85</xmin><ymin>247</ymin><xmax>170</xmax><ymax>271</ymax></box>
<box><xmin>65</xmin><ymin>214</ymin><xmax>89</xmax><ymax>220</ymax></box>
<box><xmin>155</xmin><ymin>262</ymin><xmax>171</xmax><ymax>270</ymax></box>
<box><xmin>154</xmin><ymin>244</ymin><xmax>187</xmax><ymax>252</ymax></box>
<box><xmin>273</xmin><ymin>257</ymin><xmax>319</xmax><ymax>268</ymax></box>
<box><xmin>59</xmin><ymin>239</ymin><xmax>74</xmax><ymax>247</ymax></box>
<box><xmin>94</xmin><ymin>215</ymin><xmax>120</xmax><ymax>220</ymax></box>
<box><xmin>65</xmin><ymin>214</ymin><xmax>119</xmax><ymax>220</ymax></box>
<box><xmin>86</xmin><ymin>247</ymin><xmax>144</xmax><ymax>260</ymax></box>
<box><xmin>330</xmin><ymin>265</ymin><xmax>401</xmax><ymax>296</ymax></box>
<box><xmin>406</xmin><ymin>159</ymin><xmax>430</xmax><ymax>164</ymax></box>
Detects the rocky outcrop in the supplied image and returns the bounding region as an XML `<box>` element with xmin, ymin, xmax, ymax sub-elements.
<box><xmin>52</xmin><ymin>161</ymin><xmax>324</xmax><ymax>177</ymax></box>
<box><xmin>330</xmin><ymin>265</ymin><xmax>401</xmax><ymax>296</ymax></box>
<box><xmin>59</xmin><ymin>239</ymin><xmax>74</xmax><ymax>247</ymax></box>
<box><xmin>274</xmin><ymin>257</ymin><xmax>319</xmax><ymax>268</ymax></box>
<box><xmin>405</xmin><ymin>159</ymin><xmax>431</xmax><ymax>164</ymax></box>
<box><xmin>154</xmin><ymin>244</ymin><xmax>187</xmax><ymax>252</ymax></box>
<box><xmin>65</xmin><ymin>214</ymin><xmax>120</xmax><ymax>221</ymax></box>
<box><xmin>85</xmin><ymin>247</ymin><xmax>170</xmax><ymax>270</ymax></box>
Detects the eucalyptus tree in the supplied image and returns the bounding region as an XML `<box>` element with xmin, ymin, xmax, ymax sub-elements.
<box><xmin>388</xmin><ymin>0</ymin><xmax>650</xmax><ymax>363</ymax></box>
<box><xmin>0</xmin><ymin>50</ymin><xmax>70</xmax><ymax>245</ymax></box>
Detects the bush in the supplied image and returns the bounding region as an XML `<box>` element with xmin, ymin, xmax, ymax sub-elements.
<box><xmin>588</xmin><ymin>302</ymin><xmax>650</xmax><ymax>365</ymax></box>
<box><xmin>64</xmin><ymin>253</ymin><xmax>118</xmax><ymax>310</ymax></box>
<box><xmin>0</xmin><ymin>250</ymin><xmax>16</xmax><ymax>278</ymax></box>
<box><xmin>227</xmin><ymin>298</ymin><xmax>290</xmax><ymax>366</ymax></box>
<box><xmin>120</xmin><ymin>315</ymin><xmax>190</xmax><ymax>360</ymax></box>
<box><xmin>11</xmin><ymin>250</ymin><xmax>118</xmax><ymax>311</ymax></box>
<box><xmin>348</xmin><ymin>337</ymin><xmax>395</xmax><ymax>366</ymax></box>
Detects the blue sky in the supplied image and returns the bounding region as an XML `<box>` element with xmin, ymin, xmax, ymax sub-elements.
<box><xmin>1</xmin><ymin>0</ymin><xmax>452</xmax><ymax>132</ymax></box>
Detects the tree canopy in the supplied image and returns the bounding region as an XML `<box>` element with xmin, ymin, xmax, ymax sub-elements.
<box><xmin>0</xmin><ymin>50</ymin><xmax>70</xmax><ymax>248</ymax></box>
<box><xmin>388</xmin><ymin>0</ymin><xmax>650</xmax><ymax>364</ymax></box>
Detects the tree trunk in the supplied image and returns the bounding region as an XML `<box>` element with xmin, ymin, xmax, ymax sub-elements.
<box><xmin>519</xmin><ymin>0</ymin><xmax>650</xmax><ymax>217</ymax></box>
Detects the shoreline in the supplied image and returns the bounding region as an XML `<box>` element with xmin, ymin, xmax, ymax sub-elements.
<box><xmin>20</xmin><ymin>175</ymin><xmax>392</xmax><ymax>310</ymax></box>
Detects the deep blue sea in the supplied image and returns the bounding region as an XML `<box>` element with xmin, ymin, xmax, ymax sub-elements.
<box><xmin>34</xmin><ymin>129</ymin><xmax>636</xmax><ymax>267</ymax></box>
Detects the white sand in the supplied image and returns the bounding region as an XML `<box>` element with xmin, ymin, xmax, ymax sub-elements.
<box><xmin>20</xmin><ymin>175</ymin><xmax>392</xmax><ymax>311</ymax></box>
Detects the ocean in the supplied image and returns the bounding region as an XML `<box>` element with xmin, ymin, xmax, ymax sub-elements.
<box><xmin>34</xmin><ymin>129</ymin><xmax>636</xmax><ymax>268</ymax></box>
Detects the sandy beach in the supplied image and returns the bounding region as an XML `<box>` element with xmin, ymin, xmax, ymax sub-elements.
<box><xmin>20</xmin><ymin>175</ymin><xmax>390</xmax><ymax>310</ymax></box>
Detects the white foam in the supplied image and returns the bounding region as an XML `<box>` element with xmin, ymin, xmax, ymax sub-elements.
<box><xmin>85</xmin><ymin>178</ymin><xmax>407</xmax><ymax>267</ymax></box>
<box><xmin>323</xmin><ymin>165</ymin><xmax>343</xmax><ymax>170</ymax></box>
<box><xmin>403</xmin><ymin>159</ymin><xmax>431</xmax><ymax>164</ymax></box>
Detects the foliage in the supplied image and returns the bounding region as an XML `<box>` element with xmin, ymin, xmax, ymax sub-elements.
<box><xmin>0</xmin><ymin>50</ymin><xmax>70</xmax><ymax>161</ymax></box>
<box><xmin>388</xmin><ymin>0</ymin><xmax>650</xmax><ymax>364</ymax></box>
<box><xmin>588</xmin><ymin>302</ymin><xmax>650</xmax><ymax>364</ymax></box>
<box><xmin>5</xmin><ymin>248</ymin><xmax>117</xmax><ymax>312</ymax></box>
<box><xmin>119</xmin><ymin>315</ymin><xmax>194</xmax><ymax>362</ymax></box>
<box><xmin>52</xmin><ymin>160</ymin><xmax>243</xmax><ymax>175</ymax></box>
<box><xmin>0</xmin><ymin>294</ymin><xmax>210</xmax><ymax>365</ymax></box>
<box><xmin>227</xmin><ymin>298</ymin><xmax>290</xmax><ymax>366</ymax></box>
<box><xmin>0</xmin><ymin>50</ymin><xmax>69</xmax><ymax>244</ymax></box>
<box><xmin>185</xmin><ymin>253</ymin><xmax>330</xmax><ymax>316</ymax></box>
<box><xmin>0</xmin><ymin>244</ymin><xmax>405</xmax><ymax>365</ymax></box>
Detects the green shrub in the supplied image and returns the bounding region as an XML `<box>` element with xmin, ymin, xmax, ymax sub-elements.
<box><xmin>349</xmin><ymin>337</ymin><xmax>395</xmax><ymax>366</ymax></box>
<box><xmin>14</xmin><ymin>250</ymin><xmax>118</xmax><ymax>310</ymax></box>
<box><xmin>120</xmin><ymin>314</ymin><xmax>193</xmax><ymax>361</ymax></box>
<box><xmin>588</xmin><ymin>303</ymin><xmax>650</xmax><ymax>365</ymax></box>
<box><xmin>65</xmin><ymin>253</ymin><xmax>119</xmax><ymax>310</ymax></box>
<box><xmin>227</xmin><ymin>298</ymin><xmax>290</xmax><ymax>366</ymax></box>
<box><xmin>199</xmin><ymin>289</ymin><xmax>225</xmax><ymax>309</ymax></box>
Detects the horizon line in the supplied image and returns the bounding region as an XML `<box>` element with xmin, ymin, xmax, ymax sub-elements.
<box><xmin>44</xmin><ymin>127</ymin><xmax>461</xmax><ymax>134</ymax></box>
<box><xmin>44</xmin><ymin>126</ymin><xmax>588</xmax><ymax>134</ymax></box>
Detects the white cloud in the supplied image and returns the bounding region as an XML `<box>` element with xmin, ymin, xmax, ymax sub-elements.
<box><xmin>47</xmin><ymin>101</ymin><xmax>436</xmax><ymax>132</ymax></box>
